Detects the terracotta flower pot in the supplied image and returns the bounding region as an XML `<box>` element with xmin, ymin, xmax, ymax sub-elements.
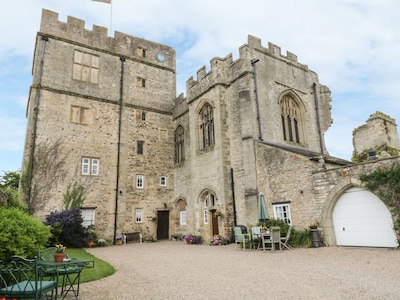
<box><xmin>54</xmin><ymin>253</ymin><xmax>65</xmax><ymax>262</ymax></box>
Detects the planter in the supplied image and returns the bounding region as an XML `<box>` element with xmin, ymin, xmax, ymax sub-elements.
<box><xmin>310</xmin><ymin>228</ymin><xmax>322</xmax><ymax>248</ymax></box>
<box><xmin>54</xmin><ymin>253</ymin><xmax>65</xmax><ymax>262</ymax></box>
<box><xmin>88</xmin><ymin>240</ymin><xmax>95</xmax><ymax>248</ymax></box>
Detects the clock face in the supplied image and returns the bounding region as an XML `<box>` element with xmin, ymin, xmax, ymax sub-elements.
<box><xmin>156</xmin><ymin>52</ymin><xmax>166</xmax><ymax>62</ymax></box>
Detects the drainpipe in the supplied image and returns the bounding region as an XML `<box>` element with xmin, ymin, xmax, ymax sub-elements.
<box><xmin>313</xmin><ymin>83</ymin><xmax>324</xmax><ymax>154</ymax></box>
<box><xmin>113</xmin><ymin>56</ymin><xmax>125</xmax><ymax>244</ymax></box>
<box><xmin>251</xmin><ymin>59</ymin><xmax>263</xmax><ymax>141</ymax></box>
<box><xmin>27</xmin><ymin>35</ymin><xmax>48</xmax><ymax>212</ymax></box>
<box><xmin>230</xmin><ymin>168</ymin><xmax>237</xmax><ymax>226</ymax></box>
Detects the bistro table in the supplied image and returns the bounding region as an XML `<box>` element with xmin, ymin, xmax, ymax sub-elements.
<box><xmin>39</xmin><ymin>258</ymin><xmax>94</xmax><ymax>299</ymax></box>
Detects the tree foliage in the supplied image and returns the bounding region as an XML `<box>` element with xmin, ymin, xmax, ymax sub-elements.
<box><xmin>0</xmin><ymin>207</ymin><xmax>51</xmax><ymax>259</ymax></box>
<box><xmin>360</xmin><ymin>165</ymin><xmax>400</xmax><ymax>240</ymax></box>
<box><xmin>0</xmin><ymin>170</ymin><xmax>24</xmax><ymax>208</ymax></box>
<box><xmin>45</xmin><ymin>208</ymin><xmax>87</xmax><ymax>248</ymax></box>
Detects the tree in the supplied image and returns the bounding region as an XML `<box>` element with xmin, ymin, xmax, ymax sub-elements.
<box><xmin>0</xmin><ymin>170</ymin><xmax>23</xmax><ymax>208</ymax></box>
<box><xmin>360</xmin><ymin>164</ymin><xmax>400</xmax><ymax>241</ymax></box>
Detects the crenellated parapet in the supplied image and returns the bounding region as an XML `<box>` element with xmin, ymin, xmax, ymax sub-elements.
<box><xmin>187</xmin><ymin>34</ymin><xmax>309</xmax><ymax>101</ymax></box>
<box><xmin>39</xmin><ymin>9</ymin><xmax>175</xmax><ymax>68</ymax></box>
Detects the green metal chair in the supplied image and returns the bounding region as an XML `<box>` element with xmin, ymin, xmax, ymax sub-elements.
<box><xmin>280</xmin><ymin>225</ymin><xmax>294</xmax><ymax>250</ymax></box>
<box><xmin>0</xmin><ymin>256</ymin><xmax>57</xmax><ymax>300</ymax></box>
<box><xmin>251</xmin><ymin>226</ymin><xmax>262</xmax><ymax>249</ymax></box>
<box><xmin>233</xmin><ymin>226</ymin><xmax>252</xmax><ymax>250</ymax></box>
<box><xmin>270</xmin><ymin>226</ymin><xmax>281</xmax><ymax>250</ymax></box>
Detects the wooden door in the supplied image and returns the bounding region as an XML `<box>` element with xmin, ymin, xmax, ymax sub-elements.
<box><xmin>157</xmin><ymin>211</ymin><xmax>169</xmax><ymax>240</ymax></box>
<box><xmin>211</xmin><ymin>210</ymin><xmax>219</xmax><ymax>236</ymax></box>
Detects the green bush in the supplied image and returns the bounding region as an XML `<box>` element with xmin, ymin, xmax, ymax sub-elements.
<box><xmin>0</xmin><ymin>207</ymin><xmax>51</xmax><ymax>259</ymax></box>
<box><xmin>290</xmin><ymin>228</ymin><xmax>312</xmax><ymax>248</ymax></box>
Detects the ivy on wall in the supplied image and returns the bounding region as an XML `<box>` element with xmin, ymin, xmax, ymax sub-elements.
<box><xmin>360</xmin><ymin>165</ymin><xmax>400</xmax><ymax>243</ymax></box>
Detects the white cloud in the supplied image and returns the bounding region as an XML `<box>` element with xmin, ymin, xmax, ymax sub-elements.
<box><xmin>0</xmin><ymin>0</ymin><xmax>399</xmax><ymax>171</ymax></box>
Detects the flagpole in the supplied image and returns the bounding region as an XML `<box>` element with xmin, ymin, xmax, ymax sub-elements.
<box><xmin>110</xmin><ymin>1</ymin><xmax>113</xmax><ymax>33</ymax></box>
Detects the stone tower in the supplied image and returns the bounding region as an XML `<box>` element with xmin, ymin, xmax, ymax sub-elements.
<box><xmin>22</xmin><ymin>9</ymin><xmax>176</xmax><ymax>241</ymax></box>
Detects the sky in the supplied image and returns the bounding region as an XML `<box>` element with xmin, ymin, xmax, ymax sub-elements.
<box><xmin>0</xmin><ymin>0</ymin><xmax>399</xmax><ymax>174</ymax></box>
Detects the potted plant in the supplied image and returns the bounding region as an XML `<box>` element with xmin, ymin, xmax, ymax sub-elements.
<box><xmin>54</xmin><ymin>244</ymin><xmax>66</xmax><ymax>262</ymax></box>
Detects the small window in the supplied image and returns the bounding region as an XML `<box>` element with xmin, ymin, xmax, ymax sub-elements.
<box><xmin>135</xmin><ymin>209</ymin><xmax>143</xmax><ymax>223</ymax></box>
<box><xmin>71</xmin><ymin>106</ymin><xmax>90</xmax><ymax>124</ymax></box>
<box><xmin>203</xmin><ymin>210</ymin><xmax>208</xmax><ymax>224</ymax></box>
<box><xmin>273</xmin><ymin>203</ymin><xmax>292</xmax><ymax>224</ymax></box>
<box><xmin>92</xmin><ymin>159</ymin><xmax>99</xmax><ymax>175</ymax></box>
<box><xmin>136</xmin><ymin>175</ymin><xmax>144</xmax><ymax>189</ymax></box>
<box><xmin>160</xmin><ymin>176</ymin><xmax>167</xmax><ymax>187</ymax></box>
<box><xmin>137</xmin><ymin>47</ymin><xmax>147</xmax><ymax>58</ymax></box>
<box><xmin>180</xmin><ymin>211</ymin><xmax>187</xmax><ymax>225</ymax></box>
<box><xmin>137</xmin><ymin>141</ymin><xmax>144</xmax><ymax>155</ymax></box>
<box><xmin>136</xmin><ymin>77</ymin><xmax>146</xmax><ymax>88</ymax></box>
<box><xmin>82</xmin><ymin>158</ymin><xmax>99</xmax><ymax>176</ymax></box>
<box><xmin>81</xmin><ymin>208</ymin><xmax>95</xmax><ymax>227</ymax></box>
<box><xmin>141</xmin><ymin>112</ymin><xmax>146</xmax><ymax>121</ymax></box>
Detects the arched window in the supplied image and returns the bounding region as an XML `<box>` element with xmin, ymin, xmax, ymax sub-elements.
<box><xmin>199</xmin><ymin>104</ymin><xmax>214</xmax><ymax>149</ymax></box>
<box><xmin>175</xmin><ymin>125</ymin><xmax>184</xmax><ymax>163</ymax></box>
<box><xmin>280</xmin><ymin>94</ymin><xmax>305</xmax><ymax>144</ymax></box>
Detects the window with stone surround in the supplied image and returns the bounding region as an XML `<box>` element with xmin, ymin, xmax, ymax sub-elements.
<box><xmin>137</xmin><ymin>141</ymin><xmax>144</xmax><ymax>155</ymax></box>
<box><xmin>180</xmin><ymin>211</ymin><xmax>187</xmax><ymax>225</ymax></box>
<box><xmin>175</xmin><ymin>125</ymin><xmax>184</xmax><ymax>163</ymax></box>
<box><xmin>81</xmin><ymin>208</ymin><xmax>95</xmax><ymax>227</ymax></box>
<box><xmin>71</xmin><ymin>106</ymin><xmax>90</xmax><ymax>124</ymax></box>
<box><xmin>160</xmin><ymin>176</ymin><xmax>167</xmax><ymax>187</ymax></box>
<box><xmin>280</xmin><ymin>94</ymin><xmax>305</xmax><ymax>145</ymax></box>
<box><xmin>272</xmin><ymin>203</ymin><xmax>292</xmax><ymax>224</ymax></box>
<box><xmin>135</xmin><ymin>208</ymin><xmax>143</xmax><ymax>223</ymax></box>
<box><xmin>199</xmin><ymin>103</ymin><xmax>215</xmax><ymax>150</ymax></box>
<box><xmin>177</xmin><ymin>199</ymin><xmax>187</xmax><ymax>226</ymax></box>
<box><xmin>136</xmin><ymin>77</ymin><xmax>146</xmax><ymax>88</ymax></box>
<box><xmin>203</xmin><ymin>210</ymin><xmax>208</xmax><ymax>224</ymax></box>
<box><xmin>136</xmin><ymin>47</ymin><xmax>147</xmax><ymax>58</ymax></box>
<box><xmin>81</xmin><ymin>158</ymin><xmax>99</xmax><ymax>176</ymax></box>
<box><xmin>136</xmin><ymin>175</ymin><xmax>144</xmax><ymax>189</ymax></box>
<box><xmin>72</xmin><ymin>50</ymin><xmax>99</xmax><ymax>84</ymax></box>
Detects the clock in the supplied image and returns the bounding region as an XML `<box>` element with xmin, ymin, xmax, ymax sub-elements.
<box><xmin>156</xmin><ymin>52</ymin><xmax>166</xmax><ymax>62</ymax></box>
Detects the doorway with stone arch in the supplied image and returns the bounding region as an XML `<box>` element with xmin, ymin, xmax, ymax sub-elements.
<box><xmin>200</xmin><ymin>190</ymin><xmax>219</xmax><ymax>239</ymax></box>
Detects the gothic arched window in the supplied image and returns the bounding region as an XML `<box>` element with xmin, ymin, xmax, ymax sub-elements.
<box><xmin>199</xmin><ymin>103</ymin><xmax>215</xmax><ymax>149</ymax></box>
<box><xmin>280</xmin><ymin>94</ymin><xmax>305</xmax><ymax>144</ymax></box>
<box><xmin>175</xmin><ymin>125</ymin><xmax>184</xmax><ymax>163</ymax></box>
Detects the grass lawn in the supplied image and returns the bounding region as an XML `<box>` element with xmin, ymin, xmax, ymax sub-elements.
<box><xmin>65</xmin><ymin>248</ymin><xmax>115</xmax><ymax>283</ymax></box>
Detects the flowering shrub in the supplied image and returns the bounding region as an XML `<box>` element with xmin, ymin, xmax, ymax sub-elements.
<box><xmin>184</xmin><ymin>234</ymin><xmax>201</xmax><ymax>244</ymax></box>
<box><xmin>209</xmin><ymin>235</ymin><xmax>230</xmax><ymax>246</ymax></box>
<box><xmin>55</xmin><ymin>244</ymin><xmax>66</xmax><ymax>253</ymax></box>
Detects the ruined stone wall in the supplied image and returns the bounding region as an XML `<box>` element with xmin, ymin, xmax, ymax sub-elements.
<box><xmin>353</xmin><ymin>111</ymin><xmax>400</xmax><ymax>156</ymax></box>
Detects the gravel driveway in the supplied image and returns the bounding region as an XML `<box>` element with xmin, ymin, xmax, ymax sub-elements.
<box><xmin>78</xmin><ymin>241</ymin><xmax>400</xmax><ymax>299</ymax></box>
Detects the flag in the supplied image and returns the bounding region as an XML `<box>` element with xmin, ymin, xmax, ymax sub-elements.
<box><xmin>92</xmin><ymin>0</ymin><xmax>111</xmax><ymax>3</ymax></box>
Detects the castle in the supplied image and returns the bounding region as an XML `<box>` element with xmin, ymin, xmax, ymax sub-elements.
<box><xmin>21</xmin><ymin>9</ymin><xmax>400</xmax><ymax>247</ymax></box>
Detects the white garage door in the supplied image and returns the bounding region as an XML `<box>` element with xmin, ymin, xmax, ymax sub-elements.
<box><xmin>333</xmin><ymin>187</ymin><xmax>398</xmax><ymax>247</ymax></box>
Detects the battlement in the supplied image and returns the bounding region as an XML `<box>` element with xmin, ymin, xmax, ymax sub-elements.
<box><xmin>187</xmin><ymin>34</ymin><xmax>308</xmax><ymax>98</ymax></box>
<box><xmin>39</xmin><ymin>9</ymin><xmax>175</xmax><ymax>67</ymax></box>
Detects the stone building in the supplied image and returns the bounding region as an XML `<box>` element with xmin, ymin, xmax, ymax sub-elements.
<box><xmin>21</xmin><ymin>9</ymin><xmax>400</xmax><ymax>247</ymax></box>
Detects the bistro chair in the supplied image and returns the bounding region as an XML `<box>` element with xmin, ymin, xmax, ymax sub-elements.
<box><xmin>280</xmin><ymin>225</ymin><xmax>294</xmax><ymax>250</ymax></box>
<box><xmin>233</xmin><ymin>226</ymin><xmax>252</xmax><ymax>250</ymax></box>
<box><xmin>270</xmin><ymin>226</ymin><xmax>281</xmax><ymax>251</ymax></box>
<box><xmin>251</xmin><ymin>226</ymin><xmax>262</xmax><ymax>249</ymax></box>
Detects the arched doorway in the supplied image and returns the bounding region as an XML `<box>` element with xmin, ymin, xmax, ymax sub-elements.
<box><xmin>200</xmin><ymin>191</ymin><xmax>219</xmax><ymax>237</ymax></box>
<box><xmin>333</xmin><ymin>187</ymin><xmax>398</xmax><ymax>247</ymax></box>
